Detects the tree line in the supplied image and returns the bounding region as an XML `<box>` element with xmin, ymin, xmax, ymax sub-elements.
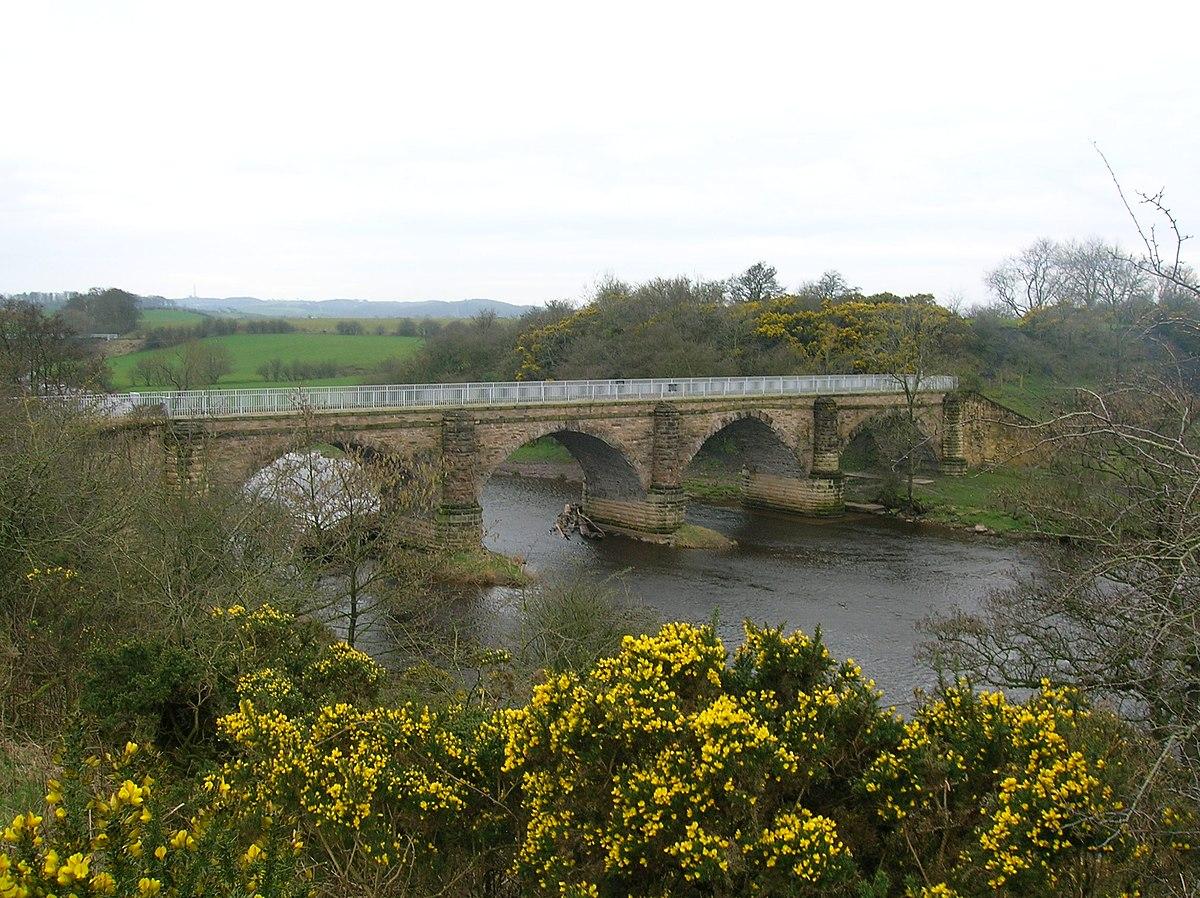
<box><xmin>382</xmin><ymin>247</ymin><xmax>1198</xmax><ymax>393</ymax></box>
<box><xmin>141</xmin><ymin>316</ymin><xmax>296</xmax><ymax>350</ymax></box>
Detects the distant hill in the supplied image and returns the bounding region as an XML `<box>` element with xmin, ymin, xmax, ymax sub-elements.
<box><xmin>171</xmin><ymin>296</ymin><xmax>535</xmax><ymax>319</ymax></box>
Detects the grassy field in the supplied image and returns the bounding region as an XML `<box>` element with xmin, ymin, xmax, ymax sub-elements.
<box><xmin>913</xmin><ymin>466</ymin><xmax>1046</xmax><ymax>532</ymax></box>
<box><xmin>1</xmin><ymin>740</ymin><xmax>52</xmax><ymax>821</ymax></box>
<box><xmin>507</xmin><ymin>436</ymin><xmax>574</xmax><ymax>463</ymax></box>
<box><xmin>137</xmin><ymin>308</ymin><xmax>208</xmax><ymax>329</ymax></box>
<box><xmin>109</xmin><ymin>332</ymin><xmax>422</xmax><ymax>389</ymax></box>
<box><xmin>979</xmin><ymin>374</ymin><xmax>1087</xmax><ymax>420</ymax></box>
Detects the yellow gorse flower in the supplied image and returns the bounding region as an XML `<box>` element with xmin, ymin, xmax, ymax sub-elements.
<box><xmin>55</xmin><ymin>852</ymin><xmax>90</xmax><ymax>885</ymax></box>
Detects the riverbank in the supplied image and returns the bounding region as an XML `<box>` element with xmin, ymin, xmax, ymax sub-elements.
<box><xmin>912</xmin><ymin>468</ymin><xmax>1038</xmax><ymax>534</ymax></box>
<box><xmin>506</xmin><ymin>459</ymin><xmax>1046</xmax><ymax>541</ymax></box>
<box><xmin>499</xmin><ymin>436</ymin><xmax>1055</xmax><ymax>537</ymax></box>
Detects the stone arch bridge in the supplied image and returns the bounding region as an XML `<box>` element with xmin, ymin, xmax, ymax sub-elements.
<box><xmin>122</xmin><ymin>375</ymin><xmax>1018</xmax><ymax>548</ymax></box>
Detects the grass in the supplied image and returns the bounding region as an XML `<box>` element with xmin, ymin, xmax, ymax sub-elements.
<box><xmin>434</xmin><ymin>549</ymin><xmax>531</xmax><ymax>586</ymax></box>
<box><xmin>671</xmin><ymin>523</ymin><xmax>736</xmax><ymax>549</ymax></box>
<box><xmin>507</xmin><ymin>437</ymin><xmax>574</xmax><ymax>463</ymax></box>
<box><xmin>0</xmin><ymin>740</ymin><xmax>53</xmax><ymax>820</ymax></box>
<box><xmin>914</xmin><ymin>466</ymin><xmax>1045</xmax><ymax>533</ymax></box>
<box><xmin>108</xmin><ymin>333</ymin><xmax>423</xmax><ymax>389</ymax></box>
<box><xmin>979</xmin><ymin>373</ymin><xmax>1088</xmax><ymax>420</ymax></box>
<box><xmin>681</xmin><ymin>457</ymin><xmax>1055</xmax><ymax>535</ymax></box>
<box><xmin>136</xmin><ymin>308</ymin><xmax>208</xmax><ymax>330</ymax></box>
<box><xmin>682</xmin><ymin>475</ymin><xmax>743</xmax><ymax>504</ymax></box>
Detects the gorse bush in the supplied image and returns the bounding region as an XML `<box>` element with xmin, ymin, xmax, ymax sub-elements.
<box><xmin>1</xmin><ymin>739</ymin><xmax>308</xmax><ymax>898</ymax></box>
<box><xmin>4</xmin><ymin>612</ymin><xmax>1192</xmax><ymax>897</ymax></box>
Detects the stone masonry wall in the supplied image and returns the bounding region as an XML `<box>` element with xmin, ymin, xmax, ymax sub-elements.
<box><xmin>961</xmin><ymin>392</ymin><xmax>1040</xmax><ymax>467</ymax></box>
<box><xmin>169</xmin><ymin>391</ymin><xmax>957</xmax><ymax>544</ymax></box>
<box><xmin>744</xmin><ymin>472</ymin><xmax>845</xmax><ymax>515</ymax></box>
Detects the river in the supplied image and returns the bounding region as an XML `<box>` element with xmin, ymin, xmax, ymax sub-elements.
<box><xmin>465</xmin><ymin>474</ymin><xmax>1038</xmax><ymax>706</ymax></box>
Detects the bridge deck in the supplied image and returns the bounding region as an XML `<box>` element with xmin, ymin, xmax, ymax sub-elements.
<box><xmin>73</xmin><ymin>374</ymin><xmax>958</xmax><ymax>420</ymax></box>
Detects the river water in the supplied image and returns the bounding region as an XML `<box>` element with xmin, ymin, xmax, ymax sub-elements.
<box><xmin>468</xmin><ymin>475</ymin><xmax>1038</xmax><ymax>706</ymax></box>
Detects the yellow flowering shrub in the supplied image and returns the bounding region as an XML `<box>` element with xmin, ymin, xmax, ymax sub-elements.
<box><xmin>83</xmin><ymin>602</ymin><xmax>383</xmax><ymax>750</ymax></box>
<box><xmin>863</xmin><ymin>681</ymin><xmax>1131</xmax><ymax>894</ymax></box>
<box><xmin>303</xmin><ymin>640</ymin><xmax>382</xmax><ymax>704</ymax></box>
<box><xmin>499</xmin><ymin>622</ymin><xmax>891</xmax><ymax>896</ymax></box>
<box><xmin>0</xmin><ymin>740</ymin><xmax>304</xmax><ymax>898</ymax></box>
<box><xmin>747</xmin><ymin>296</ymin><xmax>951</xmax><ymax>374</ymax></box>
<box><xmin>210</xmin><ymin>698</ymin><xmax>508</xmax><ymax>892</ymax></box>
<box><xmin>514</xmin><ymin>306</ymin><xmax>599</xmax><ymax>380</ymax></box>
<box><xmin>4</xmin><ymin>618</ymin><xmax>1189</xmax><ymax>897</ymax></box>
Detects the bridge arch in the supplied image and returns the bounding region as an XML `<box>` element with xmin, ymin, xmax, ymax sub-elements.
<box><xmin>839</xmin><ymin>406</ymin><xmax>942</xmax><ymax>469</ymax></box>
<box><xmin>226</xmin><ymin>431</ymin><xmax>385</xmax><ymax>483</ymax></box>
<box><xmin>475</xmin><ymin>421</ymin><xmax>649</xmax><ymax>502</ymax></box>
<box><xmin>679</xmin><ymin>409</ymin><xmax>807</xmax><ymax>477</ymax></box>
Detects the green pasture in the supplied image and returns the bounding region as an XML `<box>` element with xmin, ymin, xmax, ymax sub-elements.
<box><xmin>108</xmin><ymin>332</ymin><xmax>422</xmax><ymax>389</ymax></box>
<box><xmin>979</xmin><ymin>373</ymin><xmax>1086</xmax><ymax>420</ymax></box>
<box><xmin>507</xmin><ymin>436</ymin><xmax>574</xmax><ymax>463</ymax></box>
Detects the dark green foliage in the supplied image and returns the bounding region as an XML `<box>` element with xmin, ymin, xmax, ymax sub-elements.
<box><xmin>386</xmin><ymin>264</ymin><xmax>1198</xmax><ymax>395</ymax></box>
<box><xmin>82</xmin><ymin>640</ymin><xmax>211</xmax><ymax>750</ymax></box>
<box><xmin>63</xmin><ymin>288</ymin><xmax>140</xmax><ymax>334</ymax></box>
<box><xmin>142</xmin><ymin>316</ymin><xmax>295</xmax><ymax>350</ymax></box>
<box><xmin>242</xmin><ymin>318</ymin><xmax>297</xmax><ymax>335</ymax></box>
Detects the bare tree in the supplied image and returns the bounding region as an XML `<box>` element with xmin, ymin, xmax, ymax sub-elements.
<box><xmin>925</xmin><ymin>379</ymin><xmax>1200</xmax><ymax>866</ymax></box>
<box><xmin>245</xmin><ymin>407</ymin><xmax>443</xmax><ymax>652</ymax></box>
<box><xmin>799</xmin><ymin>269</ymin><xmax>858</xmax><ymax>303</ymax></box>
<box><xmin>726</xmin><ymin>262</ymin><xmax>784</xmax><ymax>304</ymax></box>
<box><xmin>984</xmin><ymin>238</ymin><xmax>1064</xmax><ymax>317</ymax></box>
<box><xmin>133</xmin><ymin>341</ymin><xmax>232</xmax><ymax>390</ymax></box>
<box><xmin>1098</xmin><ymin>145</ymin><xmax>1200</xmax><ymax>304</ymax></box>
<box><xmin>0</xmin><ymin>300</ymin><xmax>108</xmax><ymax>395</ymax></box>
<box><xmin>1057</xmin><ymin>238</ymin><xmax>1154</xmax><ymax>312</ymax></box>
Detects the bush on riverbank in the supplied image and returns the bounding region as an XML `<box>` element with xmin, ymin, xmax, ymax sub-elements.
<box><xmin>2</xmin><ymin>612</ymin><xmax>1190</xmax><ymax>897</ymax></box>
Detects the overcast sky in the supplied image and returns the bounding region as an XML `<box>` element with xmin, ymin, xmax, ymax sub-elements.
<box><xmin>2</xmin><ymin>1</ymin><xmax>1197</xmax><ymax>306</ymax></box>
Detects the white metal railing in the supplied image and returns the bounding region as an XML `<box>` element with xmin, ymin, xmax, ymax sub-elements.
<box><xmin>59</xmin><ymin>374</ymin><xmax>959</xmax><ymax>419</ymax></box>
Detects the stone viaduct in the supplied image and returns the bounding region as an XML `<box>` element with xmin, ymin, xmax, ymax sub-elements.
<box><xmin>131</xmin><ymin>377</ymin><xmax>1020</xmax><ymax>548</ymax></box>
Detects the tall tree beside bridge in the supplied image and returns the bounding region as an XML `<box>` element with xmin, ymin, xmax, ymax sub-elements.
<box><xmin>864</xmin><ymin>297</ymin><xmax>951</xmax><ymax>511</ymax></box>
<box><xmin>246</xmin><ymin>410</ymin><xmax>443</xmax><ymax>651</ymax></box>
